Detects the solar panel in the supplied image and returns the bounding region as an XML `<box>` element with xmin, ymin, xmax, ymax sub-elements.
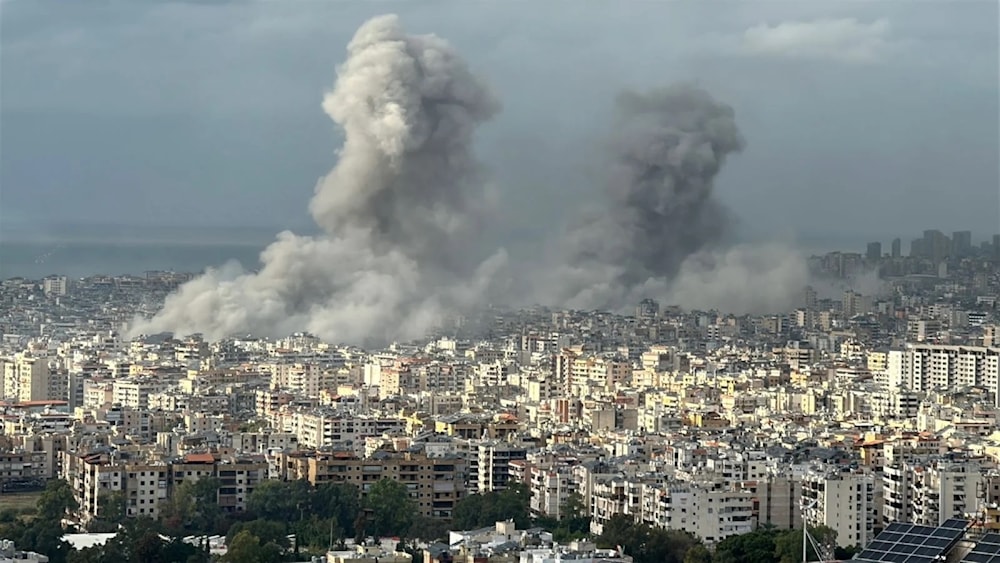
<box><xmin>855</xmin><ymin>520</ymin><xmax>969</xmax><ymax>563</ymax></box>
<box><xmin>962</xmin><ymin>532</ymin><xmax>1000</xmax><ymax>563</ymax></box>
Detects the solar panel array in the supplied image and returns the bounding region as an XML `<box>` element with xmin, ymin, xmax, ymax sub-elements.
<box><xmin>962</xmin><ymin>532</ymin><xmax>1000</xmax><ymax>563</ymax></box>
<box><xmin>855</xmin><ymin>518</ymin><xmax>969</xmax><ymax>563</ymax></box>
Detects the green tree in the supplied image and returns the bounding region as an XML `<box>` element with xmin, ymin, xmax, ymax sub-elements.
<box><xmin>160</xmin><ymin>477</ymin><xmax>223</xmax><ymax>535</ymax></box>
<box><xmin>712</xmin><ymin>527</ymin><xmax>781</xmax><ymax>563</ymax></box>
<box><xmin>312</xmin><ymin>482</ymin><xmax>360</xmax><ymax>535</ymax></box>
<box><xmin>644</xmin><ymin>528</ymin><xmax>699</xmax><ymax>563</ymax></box>
<box><xmin>162</xmin><ymin>538</ymin><xmax>210</xmax><ymax>563</ymax></box>
<box><xmin>834</xmin><ymin>544</ymin><xmax>861</xmax><ymax>560</ymax></box>
<box><xmin>596</xmin><ymin>514</ymin><xmax>701</xmax><ymax>563</ymax></box>
<box><xmin>0</xmin><ymin>508</ymin><xmax>19</xmax><ymax>523</ymax></box>
<box><xmin>773</xmin><ymin>525</ymin><xmax>838</xmax><ymax>563</ymax></box>
<box><xmin>246</xmin><ymin>479</ymin><xmax>312</xmax><ymax>522</ymax></box>
<box><xmin>364</xmin><ymin>478</ymin><xmax>416</xmax><ymax>539</ymax></box>
<box><xmin>67</xmin><ymin>543</ymin><xmax>127</xmax><ymax>563</ymax></box>
<box><xmin>222</xmin><ymin>530</ymin><xmax>260</xmax><ymax>563</ymax></box>
<box><xmin>18</xmin><ymin>521</ymin><xmax>71</xmax><ymax>563</ymax></box>
<box><xmin>451</xmin><ymin>493</ymin><xmax>484</xmax><ymax>530</ymax></box>
<box><xmin>535</xmin><ymin>513</ymin><xmax>590</xmax><ymax>543</ymax></box>
<box><xmin>292</xmin><ymin>515</ymin><xmax>342</xmax><ymax>551</ymax></box>
<box><xmin>67</xmin><ymin>518</ymin><xmax>209</xmax><ymax>563</ymax></box>
<box><xmin>496</xmin><ymin>482</ymin><xmax>532</xmax><ymax>528</ymax></box>
<box><xmin>408</xmin><ymin>515</ymin><xmax>451</xmax><ymax>542</ymax></box>
<box><xmin>560</xmin><ymin>492</ymin><xmax>585</xmax><ymax>520</ymax></box>
<box><xmin>89</xmin><ymin>490</ymin><xmax>128</xmax><ymax>532</ymax></box>
<box><xmin>38</xmin><ymin>479</ymin><xmax>78</xmax><ymax>521</ymax></box>
<box><xmin>222</xmin><ymin>530</ymin><xmax>282</xmax><ymax>563</ymax></box>
<box><xmin>453</xmin><ymin>481</ymin><xmax>534</xmax><ymax>531</ymax></box>
<box><xmin>226</xmin><ymin>519</ymin><xmax>289</xmax><ymax>549</ymax></box>
<box><xmin>683</xmin><ymin>544</ymin><xmax>712</xmax><ymax>563</ymax></box>
<box><xmin>132</xmin><ymin>530</ymin><xmax>168</xmax><ymax>562</ymax></box>
<box><xmin>353</xmin><ymin>511</ymin><xmax>368</xmax><ymax>544</ymax></box>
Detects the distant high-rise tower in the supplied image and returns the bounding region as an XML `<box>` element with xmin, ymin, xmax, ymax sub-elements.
<box><xmin>923</xmin><ymin>230</ymin><xmax>951</xmax><ymax>262</ymax></box>
<box><xmin>866</xmin><ymin>242</ymin><xmax>882</xmax><ymax>262</ymax></box>
<box><xmin>952</xmin><ymin>231</ymin><xmax>972</xmax><ymax>257</ymax></box>
<box><xmin>891</xmin><ymin>238</ymin><xmax>902</xmax><ymax>258</ymax></box>
<box><xmin>910</xmin><ymin>238</ymin><xmax>925</xmax><ymax>258</ymax></box>
<box><xmin>993</xmin><ymin>234</ymin><xmax>1000</xmax><ymax>262</ymax></box>
<box><xmin>803</xmin><ymin>286</ymin><xmax>818</xmax><ymax>310</ymax></box>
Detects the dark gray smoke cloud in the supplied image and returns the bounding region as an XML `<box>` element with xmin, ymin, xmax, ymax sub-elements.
<box><xmin>129</xmin><ymin>14</ymin><xmax>508</xmax><ymax>345</ymax></box>
<box><xmin>552</xmin><ymin>84</ymin><xmax>749</xmax><ymax>310</ymax></box>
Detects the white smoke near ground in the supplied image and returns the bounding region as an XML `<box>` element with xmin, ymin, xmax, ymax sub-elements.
<box><xmin>811</xmin><ymin>267</ymin><xmax>890</xmax><ymax>300</ymax></box>
<box><xmin>665</xmin><ymin>244</ymin><xmax>810</xmax><ymax>314</ymax></box>
<box><xmin>129</xmin><ymin>14</ymin><xmax>508</xmax><ymax>346</ymax></box>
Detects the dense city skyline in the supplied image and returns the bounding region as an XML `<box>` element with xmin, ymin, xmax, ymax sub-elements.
<box><xmin>2</xmin><ymin>1</ymin><xmax>999</xmax><ymax>562</ymax></box>
<box><xmin>1</xmin><ymin>222</ymin><xmax>999</xmax><ymax>561</ymax></box>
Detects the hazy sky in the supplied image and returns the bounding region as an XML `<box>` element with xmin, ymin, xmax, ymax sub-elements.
<box><xmin>2</xmin><ymin>0</ymin><xmax>998</xmax><ymax>247</ymax></box>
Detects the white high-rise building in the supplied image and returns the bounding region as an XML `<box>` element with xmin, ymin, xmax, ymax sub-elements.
<box><xmin>478</xmin><ymin>441</ymin><xmax>528</xmax><ymax>493</ymax></box>
<box><xmin>887</xmin><ymin>345</ymin><xmax>1000</xmax><ymax>400</ymax></box>
<box><xmin>42</xmin><ymin>276</ymin><xmax>68</xmax><ymax>296</ymax></box>
<box><xmin>802</xmin><ymin>466</ymin><xmax>878</xmax><ymax>548</ymax></box>
<box><xmin>1</xmin><ymin>354</ymin><xmax>51</xmax><ymax>402</ymax></box>
<box><xmin>639</xmin><ymin>480</ymin><xmax>754</xmax><ymax>546</ymax></box>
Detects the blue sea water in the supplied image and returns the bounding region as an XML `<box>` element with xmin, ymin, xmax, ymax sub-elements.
<box><xmin>0</xmin><ymin>240</ymin><xmax>265</xmax><ymax>279</ymax></box>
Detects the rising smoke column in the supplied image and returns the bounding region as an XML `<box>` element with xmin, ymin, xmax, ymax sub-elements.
<box><xmin>129</xmin><ymin>14</ymin><xmax>507</xmax><ymax>345</ymax></box>
<box><xmin>554</xmin><ymin>84</ymin><xmax>746</xmax><ymax>310</ymax></box>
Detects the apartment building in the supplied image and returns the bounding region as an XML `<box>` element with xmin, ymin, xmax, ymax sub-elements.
<box><xmin>871</xmin><ymin>389</ymin><xmax>921</xmax><ymax>420</ymax></box>
<box><xmin>911</xmin><ymin>459</ymin><xmax>984</xmax><ymax>526</ymax></box>
<box><xmin>4</xmin><ymin>433</ymin><xmax>69</xmax><ymax>480</ymax></box>
<box><xmin>639</xmin><ymin>480</ymin><xmax>755</xmax><ymax>546</ymax></box>
<box><xmin>62</xmin><ymin>449</ymin><xmax>266</xmax><ymax>522</ymax></box>
<box><xmin>230</xmin><ymin>431</ymin><xmax>298</xmax><ymax>454</ymax></box>
<box><xmin>1</xmin><ymin>354</ymin><xmax>50</xmax><ymax>402</ymax></box>
<box><xmin>278</xmin><ymin>449</ymin><xmax>467</xmax><ymax>519</ymax></box>
<box><xmin>517</xmin><ymin>461</ymin><xmax>576</xmax><ymax>520</ymax></box>
<box><xmin>416</xmin><ymin>362</ymin><xmax>470</xmax><ymax>394</ymax></box>
<box><xmin>0</xmin><ymin>450</ymin><xmax>46</xmax><ymax>490</ymax></box>
<box><xmin>801</xmin><ymin>466</ymin><xmax>877</xmax><ymax>548</ymax></box>
<box><xmin>588</xmin><ymin>476</ymin><xmax>629</xmax><ymax>535</ymax></box>
<box><xmin>284</xmin><ymin>410</ymin><xmax>405</xmax><ymax>452</ymax></box>
<box><xmin>888</xmin><ymin>345</ymin><xmax>1000</xmax><ymax>399</ymax></box>
<box><xmin>742</xmin><ymin>474</ymin><xmax>803</xmax><ymax>530</ymax></box>
<box><xmin>266</xmin><ymin>362</ymin><xmax>336</xmax><ymax>397</ymax></box>
<box><xmin>63</xmin><ymin>449</ymin><xmax>132</xmax><ymax>523</ymax></box>
<box><xmin>478</xmin><ymin>441</ymin><xmax>528</xmax><ymax>493</ymax></box>
<box><xmin>82</xmin><ymin>380</ymin><xmax>114</xmax><ymax>410</ymax></box>
<box><xmin>111</xmin><ymin>378</ymin><xmax>169</xmax><ymax>411</ymax></box>
<box><xmin>884</xmin><ymin>456</ymin><xmax>986</xmax><ymax>528</ymax></box>
<box><xmin>42</xmin><ymin>276</ymin><xmax>68</xmax><ymax>296</ymax></box>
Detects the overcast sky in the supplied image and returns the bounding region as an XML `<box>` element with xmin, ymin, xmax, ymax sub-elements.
<box><xmin>2</xmin><ymin>0</ymin><xmax>998</xmax><ymax>248</ymax></box>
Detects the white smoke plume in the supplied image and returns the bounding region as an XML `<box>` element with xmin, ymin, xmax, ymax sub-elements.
<box><xmin>665</xmin><ymin>244</ymin><xmax>810</xmax><ymax>314</ymax></box>
<box><xmin>129</xmin><ymin>15</ymin><xmax>507</xmax><ymax>345</ymax></box>
<box><xmin>547</xmin><ymin>84</ymin><xmax>806</xmax><ymax>314</ymax></box>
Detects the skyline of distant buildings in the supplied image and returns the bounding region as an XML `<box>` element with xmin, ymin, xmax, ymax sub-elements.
<box><xmin>0</xmin><ymin>218</ymin><xmax>999</xmax><ymax>561</ymax></box>
<box><xmin>862</xmin><ymin>229</ymin><xmax>1000</xmax><ymax>263</ymax></box>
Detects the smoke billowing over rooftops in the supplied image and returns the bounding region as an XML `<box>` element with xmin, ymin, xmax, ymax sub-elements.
<box><xmin>129</xmin><ymin>14</ymin><xmax>509</xmax><ymax>346</ymax></box>
<box><xmin>130</xmin><ymin>14</ymin><xmax>807</xmax><ymax>344</ymax></box>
